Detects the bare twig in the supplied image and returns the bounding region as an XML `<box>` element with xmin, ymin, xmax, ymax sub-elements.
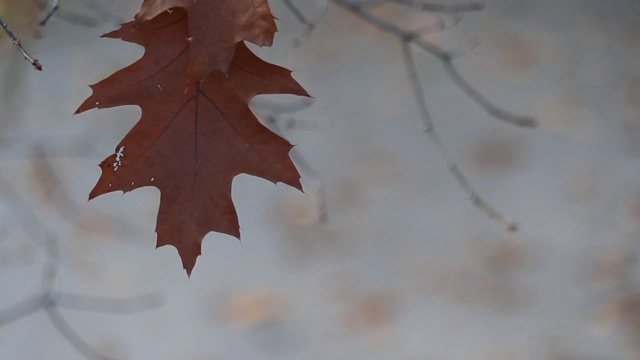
<box><xmin>0</xmin><ymin>294</ymin><xmax>49</xmax><ymax>326</ymax></box>
<box><xmin>45</xmin><ymin>306</ymin><xmax>115</xmax><ymax>360</ymax></box>
<box><xmin>402</xmin><ymin>41</ymin><xmax>517</xmax><ymax>231</ymax></box>
<box><xmin>252</xmin><ymin>97</ymin><xmax>315</xmax><ymax>114</ymax></box>
<box><xmin>321</xmin><ymin>0</ymin><xmax>532</xmax><ymax>229</ymax></box>
<box><xmin>39</xmin><ymin>0</ymin><xmax>60</xmax><ymax>26</ymax></box>
<box><xmin>330</xmin><ymin>0</ymin><xmax>536</xmax><ymax>127</ymax></box>
<box><xmin>441</xmin><ymin>59</ymin><xmax>536</xmax><ymax>126</ymax></box>
<box><xmin>0</xmin><ymin>16</ymin><xmax>42</xmax><ymax>70</ymax></box>
<box><xmin>281</xmin><ymin>0</ymin><xmax>328</xmax><ymax>46</ymax></box>
<box><xmin>387</xmin><ymin>0</ymin><xmax>485</xmax><ymax>12</ymax></box>
<box><xmin>0</xmin><ymin>173</ymin><xmax>60</xmax><ymax>257</ymax></box>
<box><xmin>283</xmin><ymin>0</ymin><xmax>314</xmax><ymax>29</ymax></box>
<box><xmin>32</xmin><ymin>0</ymin><xmax>103</xmax><ymax>28</ymax></box>
<box><xmin>0</xmin><ymin>170</ymin><xmax>164</xmax><ymax>359</ymax></box>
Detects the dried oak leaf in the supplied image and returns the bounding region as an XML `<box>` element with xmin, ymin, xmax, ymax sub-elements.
<box><xmin>135</xmin><ymin>0</ymin><xmax>277</xmax><ymax>83</ymax></box>
<box><xmin>75</xmin><ymin>9</ymin><xmax>308</xmax><ymax>275</ymax></box>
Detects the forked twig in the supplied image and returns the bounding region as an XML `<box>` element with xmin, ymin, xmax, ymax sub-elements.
<box><xmin>402</xmin><ymin>41</ymin><xmax>516</xmax><ymax>231</ymax></box>
<box><xmin>330</xmin><ymin>0</ymin><xmax>536</xmax><ymax>127</ymax></box>
<box><xmin>39</xmin><ymin>0</ymin><xmax>60</xmax><ymax>26</ymax></box>
<box><xmin>0</xmin><ymin>171</ymin><xmax>164</xmax><ymax>359</ymax></box>
<box><xmin>282</xmin><ymin>0</ymin><xmax>328</xmax><ymax>46</ymax></box>
<box><xmin>32</xmin><ymin>0</ymin><xmax>115</xmax><ymax>28</ymax></box>
<box><xmin>0</xmin><ymin>16</ymin><xmax>42</xmax><ymax>70</ymax></box>
<box><xmin>283</xmin><ymin>0</ymin><xmax>534</xmax><ymax>230</ymax></box>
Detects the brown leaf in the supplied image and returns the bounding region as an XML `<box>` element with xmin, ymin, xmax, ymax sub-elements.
<box><xmin>134</xmin><ymin>0</ymin><xmax>277</xmax><ymax>83</ymax></box>
<box><xmin>76</xmin><ymin>9</ymin><xmax>308</xmax><ymax>275</ymax></box>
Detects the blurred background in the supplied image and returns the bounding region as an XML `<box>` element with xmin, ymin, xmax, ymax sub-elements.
<box><xmin>0</xmin><ymin>0</ymin><xmax>639</xmax><ymax>359</ymax></box>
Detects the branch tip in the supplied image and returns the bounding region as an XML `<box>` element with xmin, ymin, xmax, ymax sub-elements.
<box><xmin>0</xmin><ymin>16</ymin><xmax>43</xmax><ymax>71</ymax></box>
<box><xmin>505</xmin><ymin>221</ymin><xmax>518</xmax><ymax>232</ymax></box>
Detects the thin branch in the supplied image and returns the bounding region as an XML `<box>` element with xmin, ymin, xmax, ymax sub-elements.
<box><xmin>0</xmin><ymin>290</ymin><xmax>163</xmax><ymax>358</ymax></box>
<box><xmin>0</xmin><ymin>16</ymin><xmax>42</xmax><ymax>70</ymax></box>
<box><xmin>0</xmin><ymin>294</ymin><xmax>49</xmax><ymax>326</ymax></box>
<box><xmin>39</xmin><ymin>0</ymin><xmax>60</xmax><ymax>26</ymax></box>
<box><xmin>331</xmin><ymin>0</ymin><xmax>448</xmax><ymax>56</ymax></box>
<box><xmin>41</xmin><ymin>233</ymin><xmax>60</xmax><ymax>291</ymax></box>
<box><xmin>387</xmin><ymin>0</ymin><xmax>485</xmax><ymax>12</ymax></box>
<box><xmin>45</xmin><ymin>306</ymin><xmax>115</xmax><ymax>360</ymax></box>
<box><xmin>282</xmin><ymin>0</ymin><xmax>327</xmax><ymax>47</ymax></box>
<box><xmin>0</xmin><ymin>170</ymin><xmax>164</xmax><ymax>359</ymax></box>
<box><xmin>441</xmin><ymin>59</ymin><xmax>537</xmax><ymax>126</ymax></box>
<box><xmin>0</xmin><ymin>173</ymin><xmax>60</xmax><ymax>259</ymax></box>
<box><xmin>331</xmin><ymin>0</ymin><xmax>535</xmax><ymax>127</ymax></box>
<box><xmin>32</xmin><ymin>0</ymin><xmax>102</xmax><ymax>27</ymax></box>
<box><xmin>328</xmin><ymin>0</ymin><xmax>530</xmax><ymax>230</ymax></box>
<box><xmin>402</xmin><ymin>41</ymin><xmax>516</xmax><ymax>231</ymax></box>
<box><xmin>252</xmin><ymin>97</ymin><xmax>315</xmax><ymax>114</ymax></box>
